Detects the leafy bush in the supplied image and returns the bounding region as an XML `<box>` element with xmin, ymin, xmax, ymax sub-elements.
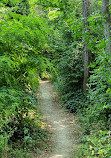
<box><xmin>77</xmin><ymin>130</ymin><xmax>111</xmax><ymax>158</ymax></box>
<box><xmin>0</xmin><ymin>1</ymin><xmax>50</xmax><ymax>157</ymax></box>
<box><xmin>89</xmin><ymin>51</ymin><xmax>111</xmax><ymax>121</ymax></box>
<box><xmin>76</xmin><ymin>49</ymin><xmax>111</xmax><ymax>158</ymax></box>
<box><xmin>53</xmin><ymin>42</ymin><xmax>84</xmax><ymax>112</ymax></box>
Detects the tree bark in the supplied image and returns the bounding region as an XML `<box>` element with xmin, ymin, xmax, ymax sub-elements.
<box><xmin>82</xmin><ymin>0</ymin><xmax>91</xmax><ymax>92</ymax></box>
<box><xmin>102</xmin><ymin>0</ymin><xmax>111</xmax><ymax>54</ymax></box>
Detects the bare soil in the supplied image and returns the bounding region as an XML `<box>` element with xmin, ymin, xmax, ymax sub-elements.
<box><xmin>38</xmin><ymin>81</ymin><xmax>79</xmax><ymax>158</ymax></box>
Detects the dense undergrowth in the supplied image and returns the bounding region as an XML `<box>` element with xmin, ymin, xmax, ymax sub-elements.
<box><xmin>52</xmin><ymin>35</ymin><xmax>111</xmax><ymax>157</ymax></box>
<box><xmin>0</xmin><ymin>1</ymin><xmax>51</xmax><ymax>157</ymax></box>
<box><xmin>76</xmin><ymin>50</ymin><xmax>111</xmax><ymax>157</ymax></box>
<box><xmin>0</xmin><ymin>0</ymin><xmax>111</xmax><ymax>157</ymax></box>
<box><xmin>47</xmin><ymin>1</ymin><xmax>111</xmax><ymax>157</ymax></box>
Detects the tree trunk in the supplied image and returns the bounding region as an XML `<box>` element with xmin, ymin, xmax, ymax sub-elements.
<box><xmin>102</xmin><ymin>0</ymin><xmax>111</xmax><ymax>54</ymax></box>
<box><xmin>82</xmin><ymin>0</ymin><xmax>91</xmax><ymax>92</ymax></box>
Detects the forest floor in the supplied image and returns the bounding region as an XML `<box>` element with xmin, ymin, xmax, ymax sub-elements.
<box><xmin>37</xmin><ymin>80</ymin><xmax>80</xmax><ymax>158</ymax></box>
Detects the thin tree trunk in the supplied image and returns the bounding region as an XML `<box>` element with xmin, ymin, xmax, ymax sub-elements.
<box><xmin>102</xmin><ymin>0</ymin><xmax>111</xmax><ymax>54</ymax></box>
<box><xmin>82</xmin><ymin>0</ymin><xmax>91</xmax><ymax>92</ymax></box>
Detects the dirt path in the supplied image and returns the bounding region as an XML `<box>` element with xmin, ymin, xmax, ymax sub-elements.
<box><xmin>38</xmin><ymin>81</ymin><xmax>78</xmax><ymax>158</ymax></box>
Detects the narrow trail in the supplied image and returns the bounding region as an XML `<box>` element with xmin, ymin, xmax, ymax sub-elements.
<box><xmin>38</xmin><ymin>81</ymin><xmax>78</xmax><ymax>158</ymax></box>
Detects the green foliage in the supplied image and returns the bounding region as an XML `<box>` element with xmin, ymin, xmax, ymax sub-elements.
<box><xmin>48</xmin><ymin>1</ymin><xmax>111</xmax><ymax>158</ymax></box>
<box><xmin>77</xmin><ymin>130</ymin><xmax>111</xmax><ymax>158</ymax></box>
<box><xmin>46</xmin><ymin>0</ymin><xmax>84</xmax><ymax>113</ymax></box>
<box><xmin>52</xmin><ymin>31</ymin><xmax>84</xmax><ymax>112</ymax></box>
<box><xmin>76</xmin><ymin>16</ymin><xmax>111</xmax><ymax>158</ymax></box>
<box><xmin>1</xmin><ymin>0</ymin><xmax>30</xmax><ymax>15</ymax></box>
<box><xmin>0</xmin><ymin>1</ymin><xmax>51</xmax><ymax>157</ymax></box>
<box><xmin>1</xmin><ymin>0</ymin><xmax>111</xmax><ymax>157</ymax></box>
<box><xmin>89</xmin><ymin>51</ymin><xmax>111</xmax><ymax>119</ymax></box>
